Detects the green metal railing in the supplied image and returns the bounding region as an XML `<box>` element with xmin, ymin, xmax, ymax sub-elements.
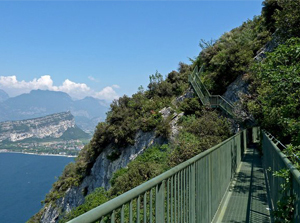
<box><xmin>262</xmin><ymin>131</ymin><xmax>300</xmax><ymax>222</ymax></box>
<box><xmin>68</xmin><ymin>130</ymin><xmax>248</xmax><ymax>223</ymax></box>
<box><xmin>188</xmin><ymin>66</ymin><xmax>234</xmax><ymax>117</ymax></box>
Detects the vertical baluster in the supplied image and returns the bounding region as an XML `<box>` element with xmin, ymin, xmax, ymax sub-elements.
<box><xmin>121</xmin><ymin>204</ymin><xmax>125</xmax><ymax>223</ymax></box>
<box><xmin>100</xmin><ymin>216</ymin><xmax>104</xmax><ymax>223</ymax></box>
<box><xmin>130</xmin><ymin>200</ymin><xmax>133</xmax><ymax>223</ymax></box>
<box><xmin>155</xmin><ymin>181</ymin><xmax>165</xmax><ymax>223</ymax></box>
<box><xmin>144</xmin><ymin>192</ymin><xmax>147</xmax><ymax>223</ymax></box>
<box><xmin>196</xmin><ymin>161</ymin><xmax>200</xmax><ymax>223</ymax></box>
<box><xmin>187</xmin><ymin>166</ymin><xmax>189</xmax><ymax>223</ymax></box>
<box><xmin>177</xmin><ymin>172</ymin><xmax>180</xmax><ymax>223</ymax></box>
<box><xmin>181</xmin><ymin>170</ymin><xmax>183</xmax><ymax>223</ymax></box>
<box><xmin>111</xmin><ymin>210</ymin><xmax>115</xmax><ymax>223</ymax></box>
<box><xmin>171</xmin><ymin>176</ymin><xmax>173</xmax><ymax>223</ymax></box>
<box><xmin>191</xmin><ymin>163</ymin><xmax>196</xmax><ymax>222</ymax></box>
<box><xmin>183</xmin><ymin>169</ymin><xmax>186</xmax><ymax>223</ymax></box>
<box><xmin>174</xmin><ymin>174</ymin><xmax>177</xmax><ymax>223</ymax></box>
<box><xmin>167</xmin><ymin>178</ymin><xmax>170</xmax><ymax>223</ymax></box>
<box><xmin>137</xmin><ymin>195</ymin><xmax>140</xmax><ymax>223</ymax></box>
<box><xmin>150</xmin><ymin>189</ymin><xmax>153</xmax><ymax>223</ymax></box>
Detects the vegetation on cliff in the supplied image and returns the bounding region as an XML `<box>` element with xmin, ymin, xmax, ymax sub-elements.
<box><xmin>246</xmin><ymin>0</ymin><xmax>300</xmax><ymax>145</ymax></box>
<box><xmin>193</xmin><ymin>16</ymin><xmax>270</xmax><ymax>95</ymax></box>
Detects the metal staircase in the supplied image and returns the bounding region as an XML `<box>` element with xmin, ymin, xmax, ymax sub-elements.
<box><xmin>188</xmin><ymin>66</ymin><xmax>234</xmax><ymax>117</ymax></box>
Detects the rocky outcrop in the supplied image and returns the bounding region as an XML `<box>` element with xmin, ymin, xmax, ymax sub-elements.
<box><xmin>223</xmin><ymin>74</ymin><xmax>249</xmax><ymax>103</ymax></box>
<box><xmin>175</xmin><ymin>88</ymin><xmax>194</xmax><ymax>103</ymax></box>
<box><xmin>222</xmin><ymin>74</ymin><xmax>255</xmax><ymax>127</ymax></box>
<box><xmin>0</xmin><ymin>112</ymin><xmax>75</xmax><ymax>142</ymax></box>
<box><xmin>159</xmin><ymin>107</ymin><xmax>184</xmax><ymax>142</ymax></box>
<box><xmin>254</xmin><ymin>33</ymin><xmax>280</xmax><ymax>61</ymax></box>
<box><xmin>40</xmin><ymin>130</ymin><xmax>165</xmax><ymax>223</ymax></box>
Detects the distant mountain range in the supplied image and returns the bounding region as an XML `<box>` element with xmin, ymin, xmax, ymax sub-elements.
<box><xmin>0</xmin><ymin>111</ymin><xmax>91</xmax><ymax>156</ymax></box>
<box><xmin>0</xmin><ymin>89</ymin><xmax>109</xmax><ymax>133</ymax></box>
<box><xmin>0</xmin><ymin>111</ymin><xmax>89</xmax><ymax>142</ymax></box>
<box><xmin>0</xmin><ymin>89</ymin><xmax>9</xmax><ymax>102</ymax></box>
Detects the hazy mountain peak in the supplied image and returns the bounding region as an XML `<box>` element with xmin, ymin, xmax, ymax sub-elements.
<box><xmin>0</xmin><ymin>89</ymin><xmax>108</xmax><ymax>132</ymax></box>
<box><xmin>0</xmin><ymin>89</ymin><xmax>9</xmax><ymax>102</ymax></box>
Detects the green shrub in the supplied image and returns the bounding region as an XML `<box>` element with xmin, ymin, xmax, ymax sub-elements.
<box><xmin>169</xmin><ymin>111</ymin><xmax>231</xmax><ymax>166</ymax></box>
<box><xmin>106</xmin><ymin>150</ymin><xmax>121</xmax><ymax>161</ymax></box>
<box><xmin>247</xmin><ymin>37</ymin><xmax>300</xmax><ymax>144</ymax></box>
<box><xmin>262</xmin><ymin>0</ymin><xmax>300</xmax><ymax>40</ymax></box>
<box><xmin>179</xmin><ymin>97</ymin><xmax>202</xmax><ymax>115</ymax></box>
<box><xmin>194</xmin><ymin>16</ymin><xmax>270</xmax><ymax>94</ymax></box>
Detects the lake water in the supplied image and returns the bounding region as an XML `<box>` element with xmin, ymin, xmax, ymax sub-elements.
<box><xmin>0</xmin><ymin>153</ymin><xmax>74</xmax><ymax>223</ymax></box>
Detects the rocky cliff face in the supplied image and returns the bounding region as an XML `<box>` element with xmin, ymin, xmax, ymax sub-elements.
<box><xmin>41</xmin><ymin>130</ymin><xmax>165</xmax><ymax>223</ymax></box>
<box><xmin>0</xmin><ymin>112</ymin><xmax>75</xmax><ymax>142</ymax></box>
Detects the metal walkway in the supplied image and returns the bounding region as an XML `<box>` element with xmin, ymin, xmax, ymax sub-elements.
<box><xmin>215</xmin><ymin>146</ymin><xmax>271</xmax><ymax>223</ymax></box>
<box><xmin>67</xmin><ymin>129</ymin><xmax>300</xmax><ymax>223</ymax></box>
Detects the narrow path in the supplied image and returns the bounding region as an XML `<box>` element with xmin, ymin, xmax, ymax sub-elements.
<box><xmin>215</xmin><ymin>146</ymin><xmax>271</xmax><ymax>223</ymax></box>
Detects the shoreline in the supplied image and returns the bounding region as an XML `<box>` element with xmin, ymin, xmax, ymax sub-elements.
<box><xmin>0</xmin><ymin>150</ymin><xmax>77</xmax><ymax>158</ymax></box>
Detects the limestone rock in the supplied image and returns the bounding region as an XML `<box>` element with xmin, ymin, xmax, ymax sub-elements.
<box><xmin>41</xmin><ymin>130</ymin><xmax>164</xmax><ymax>223</ymax></box>
<box><xmin>0</xmin><ymin>112</ymin><xmax>75</xmax><ymax>142</ymax></box>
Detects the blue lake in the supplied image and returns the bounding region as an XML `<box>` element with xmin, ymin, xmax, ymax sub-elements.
<box><xmin>0</xmin><ymin>153</ymin><xmax>74</xmax><ymax>223</ymax></box>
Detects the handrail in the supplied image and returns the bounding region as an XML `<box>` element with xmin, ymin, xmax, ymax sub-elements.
<box><xmin>262</xmin><ymin>131</ymin><xmax>300</xmax><ymax>221</ymax></box>
<box><xmin>188</xmin><ymin>66</ymin><xmax>234</xmax><ymax>117</ymax></box>
<box><xmin>264</xmin><ymin>130</ymin><xmax>300</xmax><ymax>162</ymax></box>
<box><xmin>68</xmin><ymin>129</ymin><xmax>248</xmax><ymax>223</ymax></box>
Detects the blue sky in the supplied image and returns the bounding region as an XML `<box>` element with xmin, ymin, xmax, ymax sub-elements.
<box><xmin>0</xmin><ymin>1</ymin><xmax>264</xmax><ymax>101</ymax></box>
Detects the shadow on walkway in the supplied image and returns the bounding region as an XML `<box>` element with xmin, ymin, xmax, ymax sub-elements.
<box><xmin>217</xmin><ymin>145</ymin><xmax>271</xmax><ymax>223</ymax></box>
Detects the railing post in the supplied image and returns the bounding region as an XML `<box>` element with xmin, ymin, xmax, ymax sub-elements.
<box><xmin>189</xmin><ymin>163</ymin><xmax>196</xmax><ymax>223</ymax></box>
<box><xmin>155</xmin><ymin>181</ymin><xmax>165</xmax><ymax>222</ymax></box>
<box><xmin>243</xmin><ymin>130</ymin><xmax>247</xmax><ymax>152</ymax></box>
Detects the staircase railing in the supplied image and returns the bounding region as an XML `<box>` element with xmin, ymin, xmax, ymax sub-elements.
<box><xmin>188</xmin><ymin>66</ymin><xmax>234</xmax><ymax>117</ymax></box>
<box><xmin>67</xmin><ymin>129</ymin><xmax>248</xmax><ymax>223</ymax></box>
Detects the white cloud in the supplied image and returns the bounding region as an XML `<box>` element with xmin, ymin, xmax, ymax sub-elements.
<box><xmin>88</xmin><ymin>76</ymin><xmax>99</xmax><ymax>82</ymax></box>
<box><xmin>94</xmin><ymin>86</ymin><xmax>119</xmax><ymax>101</ymax></box>
<box><xmin>0</xmin><ymin>75</ymin><xmax>119</xmax><ymax>101</ymax></box>
<box><xmin>112</xmin><ymin>84</ymin><xmax>120</xmax><ymax>89</ymax></box>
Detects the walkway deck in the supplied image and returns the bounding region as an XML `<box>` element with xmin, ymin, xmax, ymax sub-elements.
<box><xmin>214</xmin><ymin>146</ymin><xmax>272</xmax><ymax>223</ymax></box>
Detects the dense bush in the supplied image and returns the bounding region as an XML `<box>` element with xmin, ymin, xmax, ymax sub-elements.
<box><xmin>179</xmin><ymin>97</ymin><xmax>202</xmax><ymax>116</ymax></box>
<box><xmin>193</xmin><ymin>16</ymin><xmax>270</xmax><ymax>94</ymax></box>
<box><xmin>247</xmin><ymin>37</ymin><xmax>300</xmax><ymax>145</ymax></box>
<box><xmin>262</xmin><ymin>0</ymin><xmax>300</xmax><ymax>40</ymax></box>
<box><xmin>169</xmin><ymin>110</ymin><xmax>231</xmax><ymax>166</ymax></box>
